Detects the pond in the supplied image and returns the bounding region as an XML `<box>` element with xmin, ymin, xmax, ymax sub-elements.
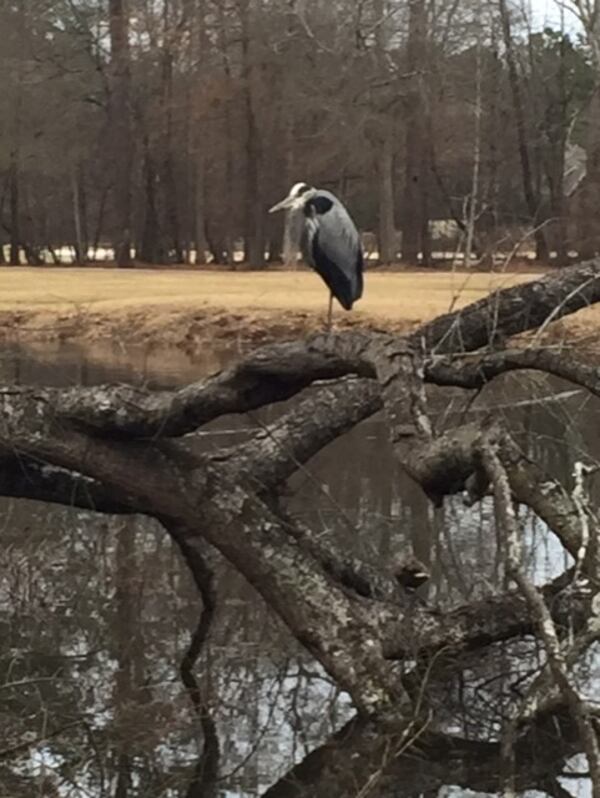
<box><xmin>0</xmin><ymin>341</ymin><xmax>597</xmax><ymax>797</ymax></box>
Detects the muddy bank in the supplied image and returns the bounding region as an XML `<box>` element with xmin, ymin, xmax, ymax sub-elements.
<box><xmin>0</xmin><ymin>304</ymin><xmax>418</xmax><ymax>351</ymax></box>
<box><xmin>1</xmin><ymin>302</ymin><xmax>599</xmax><ymax>358</ymax></box>
<box><xmin>1</xmin><ymin>267</ymin><xmax>599</xmax><ymax>353</ymax></box>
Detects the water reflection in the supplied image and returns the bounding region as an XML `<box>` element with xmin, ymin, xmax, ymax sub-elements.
<box><xmin>0</xmin><ymin>341</ymin><xmax>597</xmax><ymax>797</ymax></box>
<box><xmin>0</xmin><ymin>341</ymin><xmax>235</xmax><ymax>389</ymax></box>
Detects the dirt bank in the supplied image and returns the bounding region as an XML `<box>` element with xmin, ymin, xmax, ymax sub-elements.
<box><xmin>1</xmin><ymin>267</ymin><xmax>598</xmax><ymax>350</ymax></box>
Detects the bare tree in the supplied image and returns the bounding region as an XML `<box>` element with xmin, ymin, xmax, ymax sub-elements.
<box><xmin>1</xmin><ymin>260</ymin><xmax>600</xmax><ymax>795</ymax></box>
<box><xmin>498</xmin><ymin>0</ymin><xmax>549</xmax><ymax>261</ymax></box>
<box><xmin>564</xmin><ymin>0</ymin><xmax>600</xmax><ymax>257</ymax></box>
<box><xmin>108</xmin><ymin>0</ymin><xmax>133</xmax><ymax>267</ymax></box>
<box><xmin>239</xmin><ymin>0</ymin><xmax>266</xmax><ymax>268</ymax></box>
<box><xmin>0</xmin><ymin>0</ymin><xmax>596</xmax><ymax>264</ymax></box>
<box><xmin>372</xmin><ymin>0</ymin><xmax>397</xmax><ymax>265</ymax></box>
<box><xmin>402</xmin><ymin>0</ymin><xmax>431</xmax><ymax>266</ymax></box>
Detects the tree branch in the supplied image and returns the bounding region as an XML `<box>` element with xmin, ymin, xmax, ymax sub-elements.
<box><xmin>425</xmin><ymin>347</ymin><xmax>600</xmax><ymax>396</ymax></box>
<box><xmin>0</xmin><ymin>455</ymin><xmax>136</xmax><ymax>513</ymax></box>
<box><xmin>481</xmin><ymin>439</ymin><xmax>600</xmax><ymax>797</ymax></box>
<box><xmin>1</xmin><ymin>258</ymin><xmax>597</xmax><ymax>443</ymax></box>
<box><xmin>222</xmin><ymin>377</ymin><xmax>382</xmax><ymax>491</ymax></box>
<box><xmin>416</xmin><ymin>256</ymin><xmax>600</xmax><ymax>354</ymax></box>
<box><xmin>263</xmin><ymin>706</ymin><xmax>590</xmax><ymax>798</ymax></box>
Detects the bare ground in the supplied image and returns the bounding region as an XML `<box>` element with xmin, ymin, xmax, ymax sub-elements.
<box><xmin>1</xmin><ymin>266</ymin><xmax>599</xmax><ymax>351</ymax></box>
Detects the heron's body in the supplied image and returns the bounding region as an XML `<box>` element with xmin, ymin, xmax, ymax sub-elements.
<box><xmin>269</xmin><ymin>183</ymin><xmax>363</xmax><ymax>324</ymax></box>
<box><xmin>300</xmin><ymin>190</ymin><xmax>363</xmax><ymax>310</ymax></box>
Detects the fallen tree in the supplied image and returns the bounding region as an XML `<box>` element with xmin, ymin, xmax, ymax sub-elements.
<box><xmin>1</xmin><ymin>259</ymin><xmax>600</xmax><ymax>797</ymax></box>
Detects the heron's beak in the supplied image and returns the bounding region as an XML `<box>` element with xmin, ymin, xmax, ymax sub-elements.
<box><xmin>268</xmin><ymin>196</ymin><xmax>294</xmax><ymax>213</ymax></box>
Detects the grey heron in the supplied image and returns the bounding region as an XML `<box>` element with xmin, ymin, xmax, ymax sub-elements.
<box><xmin>269</xmin><ymin>182</ymin><xmax>363</xmax><ymax>329</ymax></box>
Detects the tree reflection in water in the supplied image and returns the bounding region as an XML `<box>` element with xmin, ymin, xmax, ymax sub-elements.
<box><xmin>0</xmin><ymin>342</ymin><xmax>597</xmax><ymax>797</ymax></box>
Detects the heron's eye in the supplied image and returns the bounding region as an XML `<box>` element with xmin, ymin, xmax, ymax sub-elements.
<box><xmin>297</xmin><ymin>184</ymin><xmax>311</xmax><ymax>195</ymax></box>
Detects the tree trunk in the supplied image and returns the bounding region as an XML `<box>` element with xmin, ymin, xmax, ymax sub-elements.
<box><xmin>193</xmin><ymin>156</ymin><xmax>208</xmax><ymax>266</ymax></box>
<box><xmin>139</xmin><ymin>142</ymin><xmax>164</xmax><ymax>264</ymax></box>
<box><xmin>268</xmin><ymin>78</ymin><xmax>295</xmax><ymax>264</ymax></box>
<box><xmin>464</xmin><ymin>41</ymin><xmax>483</xmax><ymax>267</ymax></box>
<box><xmin>108</xmin><ymin>0</ymin><xmax>133</xmax><ymax>267</ymax></box>
<box><xmin>498</xmin><ymin>0</ymin><xmax>548</xmax><ymax>262</ymax></box>
<box><xmin>190</xmin><ymin>0</ymin><xmax>208</xmax><ymax>266</ymax></box>
<box><xmin>4</xmin><ymin>262</ymin><xmax>600</xmax><ymax>795</ymax></box>
<box><xmin>215</xmin><ymin>1</ymin><xmax>235</xmax><ymax>266</ymax></box>
<box><xmin>160</xmin><ymin>8</ymin><xmax>183</xmax><ymax>264</ymax></box>
<box><xmin>377</xmin><ymin>131</ymin><xmax>396</xmax><ymax>264</ymax></box>
<box><xmin>72</xmin><ymin>164</ymin><xmax>87</xmax><ymax>264</ymax></box>
<box><xmin>578</xmin><ymin>85</ymin><xmax>600</xmax><ymax>258</ymax></box>
<box><xmin>205</xmin><ymin>231</ymin><xmax>226</xmax><ymax>265</ymax></box>
<box><xmin>9</xmin><ymin>152</ymin><xmax>20</xmax><ymax>265</ymax></box>
<box><xmin>402</xmin><ymin>0</ymin><xmax>430</xmax><ymax>266</ymax></box>
<box><xmin>372</xmin><ymin>0</ymin><xmax>396</xmax><ymax>266</ymax></box>
<box><xmin>92</xmin><ymin>183</ymin><xmax>110</xmax><ymax>260</ymax></box>
<box><xmin>240</xmin><ymin>0</ymin><xmax>265</xmax><ymax>268</ymax></box>
<box><xmin>552</xmin><ymin>33</ymin><xmax>568</xmax><ymax>266</ymax></box>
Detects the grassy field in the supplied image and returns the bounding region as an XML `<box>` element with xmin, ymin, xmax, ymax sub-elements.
<box><xmin>0</xmin><ymin>267</ymin><xmax>534</xmax><ymax>319</ymax></box>
<box><xmin>2</xmin><ymin>265</ymin><xmax>596</xmax><ymax>349</ymax></box>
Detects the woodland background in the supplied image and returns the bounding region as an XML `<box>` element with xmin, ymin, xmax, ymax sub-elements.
<box><xmin>3</xmin><ymin>4</ymin><xmax>600</xmax><ymax>798</ymax></box>
<box><xmin>1</xmin><ymin>0</ymin><xmax>599</xmax><ymax>269</ymax></box>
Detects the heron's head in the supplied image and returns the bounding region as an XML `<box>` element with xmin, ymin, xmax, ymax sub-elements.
<box><xmin>268</xmin><ymin>182</ymin><xmax>316</xmax><ymax>213</ymax></box>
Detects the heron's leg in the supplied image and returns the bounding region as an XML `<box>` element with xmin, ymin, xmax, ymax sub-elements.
<box><xmin>327</xmin><ymin>293</ymin><xmax>333</xmax><ymax>332</ymax></box>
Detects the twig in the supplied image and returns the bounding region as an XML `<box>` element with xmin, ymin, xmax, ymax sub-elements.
<box><xmin>571</xmin><ymin>461</ymin><xmax>598</xmax><ymax>583</ymax></box>
<box><xmin>481</xmin><ymin>439</ymin><xmax>600</xmax><ymax>798</ymax></box>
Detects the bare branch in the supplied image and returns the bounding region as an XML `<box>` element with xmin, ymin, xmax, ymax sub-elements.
<box><xmin>425</xmin><ymin>347</ymin><xmax>600</xmax><ymax>396</ymax></box>
<box><xmin>417</xmin><ymin>257</ymin><xmax>600</xmax><ymax>354</ymax></box>
<box><xmin>0</xmin><ymin>259</ymin><xmax>596</xmax><ymax>444</ymax></box>
<box><xmin>0</xmin><ymin>455</ymin><xmax>136</xmax><ymax>514</ymax></box>
<box><xmin>481</xmin><ymin>439</ymin><xmax>600</xmax><ymax>797</ymax></box>
<box><xmin>224</xmin><ymin>377</ymin><xmax>382</xmax><ymax>490</ymax></box>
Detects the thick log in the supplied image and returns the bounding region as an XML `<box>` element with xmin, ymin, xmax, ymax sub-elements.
<box><xmin>1</xmin><ymin>261</ymin><xmax>600</xmax><ymax>796</ymax></box>
<box><xmin>416</xmin><ymin>256</ymin><xmax>600</xmax><ymax>353</ymax></box>
<box><xmin>0</xmin><ymin>259</ymin><xmax>595</xmax><ymax>441</ymax></box>
<box><xmin>262</xmin><ymin>706</ymin><xmax>590</xmax><ymax>798</ymax></box>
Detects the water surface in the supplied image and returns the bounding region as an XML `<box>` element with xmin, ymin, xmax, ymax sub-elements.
<box><xmin>0</xmin><ymin>340</ymin><xmax>597</xmax><ymax>797</ymax></box>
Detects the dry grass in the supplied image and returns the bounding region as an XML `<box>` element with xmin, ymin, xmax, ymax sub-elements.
<box><xmin>0</xmin><ymin>267</ymin><xmax>532</xmax><ymax>316</ymax></box>
<box><xmin>0</xmin><ymin>266</ymin><xmax>598</xmax><ymax>349</ymax></box>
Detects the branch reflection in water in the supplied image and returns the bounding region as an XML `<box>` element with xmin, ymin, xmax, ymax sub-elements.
<box><xmin>0</xmin><ymin>341</ymin><xmax>597</xmax><ymax>797</ymax></box>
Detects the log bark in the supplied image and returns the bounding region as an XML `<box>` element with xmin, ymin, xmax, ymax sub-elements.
<box><xmin>1</xmin><ymin>258</ymin><xmax>600</xmax><ymax>796</ymax></box>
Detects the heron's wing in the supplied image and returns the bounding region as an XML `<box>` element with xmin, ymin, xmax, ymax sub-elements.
<box><xmin>303</xmin><ymin>192</ymin><xmax>363</xmax><ymax>310</ymax></box>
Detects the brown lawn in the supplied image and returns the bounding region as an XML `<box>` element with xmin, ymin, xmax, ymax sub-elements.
<box><xmin>0</xmin><ymin>267</ymin><xmax>533</xmax><ymax>316</ymax></box>
<box><xmin>0</xmin><ymin>266</ymin><xmax>597</xmax><ymax>348</ymax></box>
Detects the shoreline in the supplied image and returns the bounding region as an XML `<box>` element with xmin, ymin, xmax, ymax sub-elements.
<box><xmin>1</xmin><ymin>267</ymin><xmax>599</xmax><ymax>351</ymax></box>
<box><xmin>0</xmin><ymin>303</ymin><xmax>418</xmax><ymax>350</ymax></box>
